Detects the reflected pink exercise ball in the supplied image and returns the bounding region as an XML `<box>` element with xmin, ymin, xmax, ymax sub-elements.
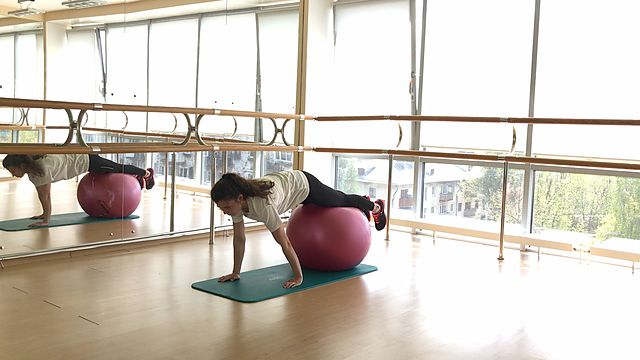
<box><xmin>77</xmin><ymin>173</ymin><xmax>141</xmax><ymax>218</ymax></box>
<box><xmin>286</xmin><ymin>204</ymin><xmax>372</xmax><ymax>271</ymax></box>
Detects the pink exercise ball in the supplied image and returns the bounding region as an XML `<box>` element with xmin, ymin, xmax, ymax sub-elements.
<box><xmin>286</xmin><ymin>204</ymin><xmax>372</xmax><ymax>271</ymax></box>
<box><xmin>77</xmin><ymin>173</ymin><xmax>141</xmax><ymax>218</ymax></box>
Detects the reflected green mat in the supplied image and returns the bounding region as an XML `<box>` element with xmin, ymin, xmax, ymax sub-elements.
<box><xmin>0</xmin><ymin>212</ymin><xmax>140</xmax><ymax>231</ymax></box>
<box><xmin>192</xmin><ymin>263</ymin><xmax>378</xmax><ymax>303</ymax></box>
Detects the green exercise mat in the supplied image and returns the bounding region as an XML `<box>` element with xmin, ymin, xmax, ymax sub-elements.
<box><xmin>0</xmin><ymin>212</ymin><xmax>140</xmax><ymax>231</ymax></box>
<box><xmin>192</xmin><ymin>263</ymin><xmax>378</xmax><ymax>303</ymax></box>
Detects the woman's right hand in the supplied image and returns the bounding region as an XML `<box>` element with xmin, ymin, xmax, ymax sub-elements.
<box><xmin>218</xmin><ymin>273</ymin><xmax>240</xmax><ymax>282</ymax></box>
<box><xmin>31</xmin><ymin>214</ymin><xmax>45</xmax><ymax>219</ymax></box>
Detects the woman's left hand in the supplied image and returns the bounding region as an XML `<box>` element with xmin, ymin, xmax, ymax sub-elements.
<box><xmin>283</xmin><ymin>277</ymin><xmax>303</xmax><ymax>289</ymax></box>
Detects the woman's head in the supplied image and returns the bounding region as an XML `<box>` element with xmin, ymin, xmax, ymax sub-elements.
<box><xmin>2</xmin><ymin>155</ymin><xmax>45</xmax><ymax>178</ymax></box>
<box><xmin>211</xmin><ymin>173</ymin><xmax>274</xmax><ymax>215</ymax></box>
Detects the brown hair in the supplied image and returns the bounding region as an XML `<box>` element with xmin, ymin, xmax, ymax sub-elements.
<box><xmin>211</xmin><ymin>173</ymin><xmax>274</xmax><ymax>201</ymax></box>
<box><xmin>2</xmin><ymin>155</ymin><xmax>46</xmax><ymax>177</ymax></box>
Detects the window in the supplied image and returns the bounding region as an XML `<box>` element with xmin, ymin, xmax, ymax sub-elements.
<box><xmin>307</xmin><ymin>0</ymin><xmax>412</xmax><ymax>150</ymax></box>
<box><xmin>264</xmin><ymin>151</ymin><xmax>293</xmax><ymax>175</ymax></box>
<box><xmin>106</xmin><ymin>24</ymin><xmax>149</xmax><ymax>132</ymax></box>
<box><xmin>15</xmin><ymin>33</ymin><xmax>44</xmax><ymax>125</ymax></box>
<box><xmin>533</xmin><ymin>171</ymin><xmax>640</xmax><ymax>241</ymax></box>
<box><xmin>423</xmin><ymin>162</ymin><xmax>523</xmax><ymax>225</ymax></box>
<box><xmin>227</xmin><ymin>151</ymin><xmax>255</xmax><ymax>179</ymax></box>
<box><xmin>258</xmin><ymin>9</ymin><xmax>298</xmax><ymax>153</ymax></box>
<box><xmin>420</xmin><ymin>0</ymin><xmax>533</xmax><ymax>153</ymax></box>
<box><xmin>201</xmin><ymin>151</ymin><xmax>223</xmax><ymax>187</ymax></box>
<box><xmin>149</xmin><ymin>19</ymin><xmax>198</xmax><ymax>135</ymax></box>
<box><xmin>534</xmin><ymin>0</ymin><xmax>640</xmax><ymax>160</ymax></box>
<box><xmin>0</xmin><ymin>35</ymin><xmax>15</xmax><ymax>123</ymax></box>
<box><xmin>64</xmin><ymin>30</ymin><xmax>103</xmax><ymax>103</ymax></box>
<box><xmin>197</xmin><ymin>14</ymin><xmax>256</xmax><ymax>140</ymax></box>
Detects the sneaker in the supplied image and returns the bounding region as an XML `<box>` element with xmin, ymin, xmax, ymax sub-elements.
<box><xmin>372</xmin><ymin>199</ymin><xmax>386</xmax><ymax>231</ymax></box>
<box><xmin>135</xmin><ymin>175</ymin><xmax>145</xmax><ymax>189</ymax></box>
<box><xmin>145</xmin><ymin>168</ymin><xmax>155</xmax><ymax>190</ymax></box>
<box><xmin>362</xmin><ymin>195</ymin><xmax>372</xmax><ymax>221</ymax></box>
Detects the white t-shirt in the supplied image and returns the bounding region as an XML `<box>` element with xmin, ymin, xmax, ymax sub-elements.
<box><xmin>232</xmin><ymin>170</ymin><xmax>310</xmax><ymax>232</ymax></box>
<box><xmin>28</xmin><ymin>154</ymin><xmax>90</xmax><ymax>187</ymax></box>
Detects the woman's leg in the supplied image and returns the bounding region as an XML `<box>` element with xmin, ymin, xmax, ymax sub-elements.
<box><xmin>301</xmin><ymin>171</ymin><xmax>374</xmax><ymax>212</ymax></box>
<box><xmin>88</xmin><ymin>155</ymin><xmax>151</xmax><ymax>189</ymax></box>
<box><xmin>301</xmin><ymin>171</ymin><xmax>386</xmax><ymax>231</ymax></box>
<box><xmin>88</xmin><ymin>155</ymin><xmax>146</xmax><ymax>176</ymax></box>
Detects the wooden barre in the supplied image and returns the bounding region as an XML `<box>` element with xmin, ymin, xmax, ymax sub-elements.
<box><xmin>0</xmin><ymin>124</ymin><xmax>45</xmax><ymax>131</ymax></box>
<box><xmin>314</xmin><ymin>147</ymin><xmax>501</xmax><ymax>162</ymax></box>
<box><xmin>315</xmin><ymin>115</ymin><xmax>505</xmax><ymax>123</ymax></box>
<box><xmin>2</xmin><ymin>142</ymin><xmax>640</xmax><ymax>171</ymax></box>
<box><xmin>0</xmin><ymin>97</ymin><xmax>307</xmax><ymax>120</ymax></box>
<box><xmin>5</xmin><ymin>97</ymin><xmax>640</xmax><ymax>125</ymax></box>
<box><xmin>507</xmin><ymin>155</ymin><xmax>640</xmax><ymax>171</ymax></box>
<box><xmin>0</xmin><ymin>97</ymin><xmax>94</xmax><ymax>111</ymax></box>
<box><xmin>0</xmin><ymin>142</ymin><xmax>310</xmax><ymax>154</ymax></box>
<box><xmin>315</xmin><ymin>115</ymin><xmax>640</xmax><ymax>126</ymax></box>
<box><xmin>314</xmin><ymin>147</ymin><xmax>640</xmax><ymax>171</ymax></box>
<box><xmin>46</xmin><ymin>125</ymin><xmax>257</xmax><ymax>144</ymax></box>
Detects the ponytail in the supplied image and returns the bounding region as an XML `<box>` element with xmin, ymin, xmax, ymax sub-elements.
<box><xmin>2</xmin><ymin>154</ymin><xmax>46</xmax><ymax>176</ymax></box>
<box><xmin>211</xmin><ymin>173</ymin><xmax>274</xmax><ymax>201</ymax></box>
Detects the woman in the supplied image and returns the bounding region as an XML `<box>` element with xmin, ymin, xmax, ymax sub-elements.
<box><xmin>2</xmin><ymin>154</ymin><xmax>155</xmax><ymax>227</ymax></box>
<box><xmin>211</xmin><ymin>170</ymin><xmax>386</xmax><ymax>288</ymax></box>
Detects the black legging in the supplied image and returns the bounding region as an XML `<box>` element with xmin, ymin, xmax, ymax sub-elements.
<box><xmin>88</xmin><ymin>155</ymin><xmax>146</xmax><ymax>177</ymax></box>
<box><xmin>301</xmin><ymin>171</ymin><xmax>374</xmax><ymax>212</ymax></box>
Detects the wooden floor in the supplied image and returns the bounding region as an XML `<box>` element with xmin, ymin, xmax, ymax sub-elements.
<box><xmin>1</xmin><ymin>228</ymin><xmax>639</xmax><ymax>360</ymax></box>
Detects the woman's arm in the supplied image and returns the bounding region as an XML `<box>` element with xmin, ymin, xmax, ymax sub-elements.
<box><xmin>218</xmin><ymin>220</ymin><xmax>247</xmax><ymax>282</ymax></box>
<box><xmin>271</xmin><ymin>226</ymin><xmax>303</xmax><ymax>288</ymax></box>
<box><xmin>31</xmin><ymin>183</ymin><xmax>52</xmax><ymax>226</ymax></box>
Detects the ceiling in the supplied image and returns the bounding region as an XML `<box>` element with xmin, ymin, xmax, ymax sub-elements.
<box><xmin>0</xmin><ymin>0</ymin><xmax>299</xmax><ymax>32</ymax></box>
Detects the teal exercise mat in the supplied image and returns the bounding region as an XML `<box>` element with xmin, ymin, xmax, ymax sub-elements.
<box><xmin>192</xmin><ymin>263</ymin><xmax>378</xmax><ymax>303</ymax></box>
<box><xmin>0</xmin><ymin>212</ymin><xmax>140</xmax><ymax>231</ymax></box>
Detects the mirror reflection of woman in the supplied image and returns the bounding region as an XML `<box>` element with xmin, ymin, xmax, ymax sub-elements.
<box><xmin>2</xmin><ymin>154</ymin><xmax>155</xmax><ymax>227</ymax></box>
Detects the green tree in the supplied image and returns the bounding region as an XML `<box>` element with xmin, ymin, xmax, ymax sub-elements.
<box><xmin>596</xmin><ymin>177</ymin><xmax>640</xmax><ymax>240</ymax></box>
<box><xmin>0</xmin><ymin>130</ymin><xmax>10</xmax><ymax>143</ymax></box>
<box><xmin>336</xmin><ymin>158</ymin><xmax>361</xmax><ymax>195</ymax></box>
<box><xmin>18</xmin><ymin>130</ymin><xmax>39</xmax><ymax>143</ymax></box>
<box><xmin>534</xmin><ymin>172</ymin><xmax>611</xmax><ymax>234</ymax></box>
<box><xmin>459</xmin><ymin>166</ymin><xmax>523</xmax><ymax>224</ymax></box>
